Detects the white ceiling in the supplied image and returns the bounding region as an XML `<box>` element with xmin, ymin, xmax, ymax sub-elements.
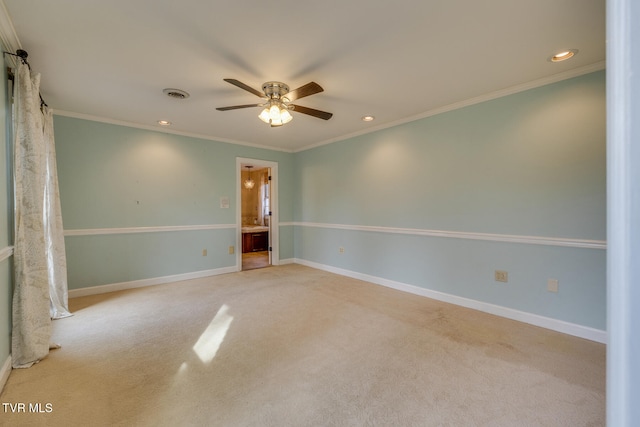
<box><xmin>2</xmin><ymin>0</ymin><xmax>605</xmax><ymax>152</ymax></box>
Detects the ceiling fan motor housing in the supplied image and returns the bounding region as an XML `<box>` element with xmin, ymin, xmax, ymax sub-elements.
<box><xmin>262</xmin><ymin>82</ymin><xmax>290</xmax><ymax>100</ymax></box>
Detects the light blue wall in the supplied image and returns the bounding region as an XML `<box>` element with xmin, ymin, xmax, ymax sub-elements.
<box><xmin>54</xmin><ymin>116</ymin><xmax>294</xmax><ymax>289</ymax></box>
<box><xmin>1</xmin><ymin>47</ymin><xmax>13</xmax><ymax>367</ymax></box>
<box><xmin>53</xmin><ymin>71</ymin><xmax>606</xmax><ymax>331</ymax></box>
<box><xmin>293</xmin><ymin>71</ymin><xmax>607</xmax><ymax>330</ymax></box>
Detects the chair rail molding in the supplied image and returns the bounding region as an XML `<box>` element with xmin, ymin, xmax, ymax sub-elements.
<box><xmin>64</xmin><ymin>224</ymin><xmax>237</xmax><ymax>237</ymax></box>
<box><xmin>292</xmin><ymin>222</ymin><xmax>606</xmax><ymax>250</ymax></box>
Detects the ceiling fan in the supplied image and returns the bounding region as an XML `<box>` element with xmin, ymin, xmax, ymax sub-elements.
<box><xmin>216</xmin><ymin>79</ymin><xmax>333</xmax><ymax>127</ymax></box>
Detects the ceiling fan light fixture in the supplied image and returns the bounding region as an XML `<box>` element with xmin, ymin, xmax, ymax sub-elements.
<box><xmin>258</xmin><ymin>101</ymin><xmax>293</xmax><ymax>126</ymax></box>
<box><xmin>219</xmin><ymin>79</ymin><xmax>331</xmax><ymax>124</ymax></box>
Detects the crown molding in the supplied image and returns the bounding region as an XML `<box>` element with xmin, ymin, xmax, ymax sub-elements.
<box><xmin>296</xmin><ymin>61</ymin><xmax>607</xmax><ymax>153</ymax></box>
<box><xmin>53</xmin><ymin>110</ymin><xmax>295</xmax><ymax>153</ymax></box>
<box><xmin>0</xmin><ymin>1</ymin><xmax>21</xmax><ymax>66</ymax></box>
<box><xmin>0</xmin><ymin>1</ymin><xmax>604</xmax><ymax>156</ymax></box>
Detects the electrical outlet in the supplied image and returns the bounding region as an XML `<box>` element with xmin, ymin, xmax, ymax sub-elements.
<box><xmin>495</xmin><ymin>270</ymin><xmax>508</xmax><ymax>282</ymax></box>
<box><xmin>202</xmin><ymin>249</ymin><xmax>207</xmax><ymax>256</ymax></box>
<box><xmin>339</xmin><ymin>246</ymin><xmax>345</xmax><ymax>254</ymax></box>
<box><xmin>229</xmin><ymin>246</ymin><xmax>235</xmax><ymax>255</ymax></box>
<box><xmin>547</xmin><ymin>279</ymin><xmax>559</xmax><ymax>293</ymax></box>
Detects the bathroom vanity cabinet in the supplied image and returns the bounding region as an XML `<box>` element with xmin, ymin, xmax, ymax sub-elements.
<box><xmin>242</xmin><ymin>229</ymin><xmax>269</xmax><ymax>253</ymax></box>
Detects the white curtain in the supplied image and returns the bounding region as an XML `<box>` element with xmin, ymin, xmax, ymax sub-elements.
<box><xmin>12</xmin><ymin>61</ymin><xmax>71</xmax><ymax>369</ymax></box>
<box><xmin>43</xmin><ymin>105</ymin><xmax>71</xmax><ymax>320</ymax></box>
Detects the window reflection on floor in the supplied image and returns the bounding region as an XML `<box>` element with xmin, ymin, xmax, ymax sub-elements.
<box><xmin>192</xmin><ymin>304</ymin><xmax>233</xmax><ymax>364</ymax></box>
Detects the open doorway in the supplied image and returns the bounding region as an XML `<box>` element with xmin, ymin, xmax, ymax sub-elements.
<box><xmin>237</xmin><ymin>158</ymin><xmax>278</xmax><ymax>271</ymax></box>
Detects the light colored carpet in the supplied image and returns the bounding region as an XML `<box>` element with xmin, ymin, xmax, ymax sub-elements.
<box><xmin>0</xmin><ymin>264</ymin><xmax>605</xmax><ymax>426</ymax></box>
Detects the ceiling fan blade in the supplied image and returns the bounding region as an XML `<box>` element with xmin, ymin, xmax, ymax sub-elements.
<box><xmin>216</xmin><ymin>104</ymin><xmax>262</xmax><ymax>111</ymax></box>
<box><xmin>286</xmin><ymin>82</ymin><xmax>324</xmax><ymax>102</ymax></box>
<box><xmin>291</xmin><ymin>104</ymin><xmax>333</xmax><ymax>120</ymax></box>
<box><xmin>223</xmin><ymin>79</ymin><xmax>266</xmax><ymax>98</ymax></box>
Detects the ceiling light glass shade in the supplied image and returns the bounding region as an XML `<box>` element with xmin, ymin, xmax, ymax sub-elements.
<box><xmin>269</xmin><ymin>105</ymin><xmax>283</xmax><ymax>126</ymax></box>
<box><xmin>244</xmin><ymin>165</ymin><xmax>255</xmax><ymax>189</ymax></box>
<box><xmin>269</xmin><ymin>104</ymin><xmax>280</xmax><ymax>121</ymax></box>
<box><xmin>258</xmin><ymin>102</ymin><xmax>293</xmax><ymax>126</ymax></box>
<box><xmin>243</xmin><ymin>178</ymin><xmax>255</xmax><ymax>189</ymax></box>
<box><xmin>280</xmin><ymin>108</ymin><xmax>293</xmax><ymax>124</ymax></box>
<box><xmin>258</xmin><ymin>108</ymin><xmax>271</xmax><ymax>123</ymax></box>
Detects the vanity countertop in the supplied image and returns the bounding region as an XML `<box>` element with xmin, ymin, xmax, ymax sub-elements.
<box><xmin>241</xmin><ymin>226</ymin><xmax>269</xmax><ymax>233</ymax></box>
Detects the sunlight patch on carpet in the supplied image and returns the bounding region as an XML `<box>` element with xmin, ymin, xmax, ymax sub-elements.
<box><xmin>193</xmin><ymin>304</ymin><xmax>233</xmax><ymax>363</ymax></box>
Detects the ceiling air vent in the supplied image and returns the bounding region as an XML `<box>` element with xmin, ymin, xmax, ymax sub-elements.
<box><xmin>163</xmin><ymin>88</ymin><xmax>190</xmax><ymax>99</ymax></box>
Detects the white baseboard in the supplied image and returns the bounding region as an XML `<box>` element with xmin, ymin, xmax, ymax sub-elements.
<box><xmin>66</xmin><ymin>260</ymin><xmax>606</xmax><ymax>343</ymax></box>
<box><xmin>293</xmin><ymin>258</ymin><xmax>607</xmax><ymax>344</ymax></box>
<box><xmin>68</xmin><ymin>266</ymin><xmax>237</xmax><ymax>298</ymax></box>
<box><xmin>0</xmin><ymin>246</ymin><xmax>13</xmax><ymax>262</ymax></box>
<box><xmin>0</xmin><ymin>355</ymin><xmax>11</xmax><ymax>393</ymax></box>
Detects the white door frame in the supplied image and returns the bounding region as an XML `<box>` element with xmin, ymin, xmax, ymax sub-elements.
<box><xmin>236</xmin><ymin>157</ymin><xmax>279</xmax><ymax>270</ymax></box>
<box><xmin>607</xmin><ymin>0</ymin><xmax>640</xmax><ymax>424</ymax></box>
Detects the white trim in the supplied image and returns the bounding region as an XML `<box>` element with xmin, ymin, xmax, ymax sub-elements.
<box><xmin>0</xmin><ymin>246</ymin><xmax>13</xmax><ymax>262</ymax></box>
<box><xmin>293</xmin><ymin>222</ymin><xmax>606</xmax><ymax>250</ymax></box>
<box><xmin>64</xmin><ymin>224</ymin><xmax>236</xmax><ymax>237</ymax></box>
<box><xmin>53</xmin><ymin>110</ymin><xmax>293</xmax><ymax>153</ymax></box>
<box><xmin>0</xmin><ymin>355</ymin><xmax>11</xmax><ymax>393</ymax></box>
<box><xmin>0</xmin><ymin>4</ymin><xmax>17</xmax><ymax>392</ymax></box>
<box><xmin>294</xmin><ymin>259</ymin><xmax>606</xmax><ymax>343</ymax></box>
<box><xmin>0</xmin><ymin>1</ymin><xmax>21</xmax><ymax>67</ymax></box>
<box><xmin>49</xmin><ymin>63</ymin><xmax>603</xmax><ymax>155</ymax></box>
<box><xmin>607</xmin><ymin>0</ymin><xmax>639</xmax><ymax>423</ymax></box>
<box><xmin>295</xmin><ymin>61</ymin><xmax>607</xmax><ymax>152</ymax></box>
<box><xmin>68</xmin><ymin>266</ymin><xmax>237</xmax><ymax>298</ymax></box>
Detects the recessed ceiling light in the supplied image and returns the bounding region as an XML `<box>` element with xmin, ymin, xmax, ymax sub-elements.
<box><xmin>158</xmin><ymin>120</ymin><xmax>171</xmax><ymax>126</ymax></box>
<box><xmin>549</xmin><ymin>49</ymin><xmax>578</xmax><ymax>62</ymax></box>
<box><xmin>362</xmin><ymin>115</ymin><xmax>375</xmax><ymax>122</ymax></box>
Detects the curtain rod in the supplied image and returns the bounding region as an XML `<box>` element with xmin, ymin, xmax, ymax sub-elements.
<box><xmin>3</xmin><ymin>49</ymin><xmax>49</xmax><ymax>108</ymax></box>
